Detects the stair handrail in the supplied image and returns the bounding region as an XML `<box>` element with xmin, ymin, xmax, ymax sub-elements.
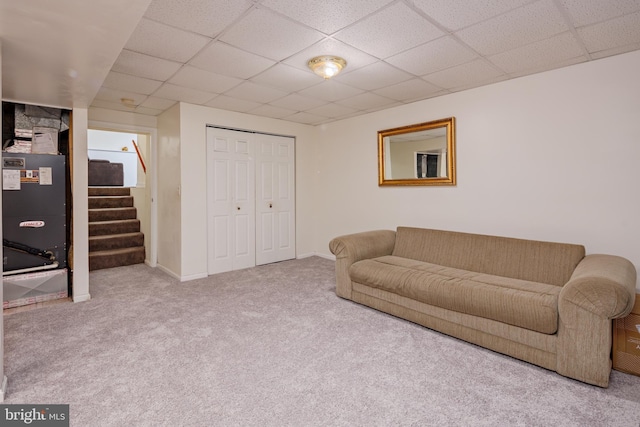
<box><xmin>132</xmin><ymin>139</ymin><xmax>146</xmax><ymax>174</ymax></box>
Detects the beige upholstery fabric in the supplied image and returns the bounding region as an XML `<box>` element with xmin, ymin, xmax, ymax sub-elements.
<box><xmin>392</xmin><ymin>227</ymin><xmax>585</xmax><ymax>286</ymax></box>
<box><xmin>329</xmin><ymin>230</ymin><xmax>395</xmax><ymax>299</ymax></box>
<box><xmin>328</xmin><ymin>227</ymin><xmax>637</xmax><ymax>387</ymax></box>
<box><xmin>352</xmin><ymin>283</ymin><xmax>557</xmax><ymax>371</ymax></box>
<box><xmin>350</xmin><ymin>256</ymin><xmax>561</xmax><ymax>334</ymax></box>
<box><xmin>556</xmin><ymin>254</ymin><xmax>637</xmax><ymax>386</ymax></box>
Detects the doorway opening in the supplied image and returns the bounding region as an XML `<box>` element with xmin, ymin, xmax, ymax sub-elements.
<box><xmin>87</xmin><ymin>128</ymin><xmax>155</xmax><ymax>269</ymax></box>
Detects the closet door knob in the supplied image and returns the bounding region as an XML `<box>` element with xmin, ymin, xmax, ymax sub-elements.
<box><xmin>269</xmin><ymin>203</ymin><xmax>273</xmax><ymax>208</ymax></box>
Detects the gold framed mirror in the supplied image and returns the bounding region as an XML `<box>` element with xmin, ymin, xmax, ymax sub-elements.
<box><xmin>378</xmin><ymin>117</ymin><xmax>456</xmax><ymax>186</ymax></box>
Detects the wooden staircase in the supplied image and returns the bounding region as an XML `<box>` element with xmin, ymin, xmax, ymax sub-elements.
<box><xmin>88</xmin><ymin>187</ymin><xmax>145</xmax><ymax>271</ymax></box>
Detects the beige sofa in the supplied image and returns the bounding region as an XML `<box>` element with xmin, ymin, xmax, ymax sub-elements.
<box><xmin>329</xmin><ymin>227</ymin><xmax>637</xmax><ymax>387</ymax></box>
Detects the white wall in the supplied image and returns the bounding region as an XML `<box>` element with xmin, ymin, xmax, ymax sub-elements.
<box><xmin>314</xmin><ymin>50</ymin><xmax>640</xmax><ymax>290</ymax></box>
<box><xmin>89</xmin><ymin>107</ymin><xmax>157</xmax><ymax>129</ymax></box>
<box><xmin>129</xmin><ymin>133</ymin><xmax>152</xmax><ymax>264</ymax></box>
<box><xmin>156</xmin><ymin>104</ymin><xmax>182</xmax><ymax>277</ymax></box>
<box><xmin>87</xmin><ymin>129</ymin><xmax>137</xmax><ymax>151</ymax></box>
<box><xmin>71</xmin><ymin>108</ymin><xmax>90</xmax><ymax>302</ymax></box>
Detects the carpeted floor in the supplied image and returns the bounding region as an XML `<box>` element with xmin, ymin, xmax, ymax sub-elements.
<box><xmin>3</xmin><ymin>257</ymin><xmax>640</xmax><ymax>426</ymax></box>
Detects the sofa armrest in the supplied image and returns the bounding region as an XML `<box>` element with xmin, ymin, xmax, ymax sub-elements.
<box><xmin>329</xmin><ymin>230</ymin><xmax>396</xmax><ymax>299</ymax></box>
<box><xmin>556</xmin><ymin>254</ymin><xmax>637</xmax><ymax>387</ymax></box>
<box><xmin>560</xmin><ymin>254</ymin><xmax>637</xmax><ymax>319</ymax></box>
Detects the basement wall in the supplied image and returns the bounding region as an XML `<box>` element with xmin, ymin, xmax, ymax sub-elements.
<box><xmin>313</xmin><ymin>49</ymin><xmax>640</xmax><ymax>290</ymax></box>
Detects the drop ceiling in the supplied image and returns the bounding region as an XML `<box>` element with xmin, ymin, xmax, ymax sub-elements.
<box><xmin>2</xmin><ymin>0</ymin><xmax>640</xmax><ymax>125</ymax></box>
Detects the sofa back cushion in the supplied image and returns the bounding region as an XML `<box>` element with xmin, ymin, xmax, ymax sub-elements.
<box><xmin>392</xmin><ymin>227</ymin><xmax>585</xmax><ymax>286</ymax></box>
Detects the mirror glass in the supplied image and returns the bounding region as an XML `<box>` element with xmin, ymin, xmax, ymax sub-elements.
<box><xmin>378</xmin><ymin>117</ymin><xmax>456</xmax><ymax>186</ymax></box>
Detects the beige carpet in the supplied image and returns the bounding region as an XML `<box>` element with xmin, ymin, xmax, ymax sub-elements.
<box><xmin>3</xmin><ymin>257</ymin><xmax>640</xmax><ymax>426</ymax></box>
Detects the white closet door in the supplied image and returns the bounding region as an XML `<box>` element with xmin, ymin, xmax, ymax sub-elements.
<box><xmin>255</xmin><ymin>134</ymin><xmax>296</xmax><ymax>266</ymax></box>
<box><xmin>206</xmin><ymin>128</ymin><xmax>255</xmax><ymax>274</ymax></box>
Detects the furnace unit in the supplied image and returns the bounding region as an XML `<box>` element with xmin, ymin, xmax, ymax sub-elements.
<box><xmin>2</xmin><ymin>152</ymin><xmax>68</xmax><ymax>307</ymax></box>
<box><xmin>3</xmin><ymin>151</ymin><xmax>67</xmax><ymax>273</ymax></box>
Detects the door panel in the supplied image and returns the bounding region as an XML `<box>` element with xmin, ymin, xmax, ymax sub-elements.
<box><xmin>207</xmin><ymin>128</ymin><xmax>255</xmax><ymax>274</ymax></box>
<box><xmin>255</xmin><ymin>135</ymin><xmax>295</xmax><ymax>266</ymax></box>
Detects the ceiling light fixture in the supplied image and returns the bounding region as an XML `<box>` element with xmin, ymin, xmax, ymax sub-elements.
<box><xmin>307</xmin><ymin>56</ymin><xmax>347</xmax><ymax>79</ymax></box>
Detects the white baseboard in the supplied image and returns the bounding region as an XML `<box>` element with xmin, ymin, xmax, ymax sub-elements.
<box><xmin>156</xmin><ymin>264</ymin><xmax>180</xmax><ymax>280</ymax></box>
<box><xmin>180</xmin><ymin>272</ymin><xmax>208</xmax><ymax>282</ymax></box>
<box><xmin>297</xmin><ymin>252</ymin><xmax>335</xmax><ymax>261</ymax></box>
<box><xmin>73</xmin><ymin>293</ymin><xmax>91</xmax><ymax>303</ymax></box>
<box><xmin>296</xmin><ymin>252</ymin><xmax>315</xmax><ymax>259</ymax></box>
<box><xmin>156</xmin><ymin>264</ymin><xmax>207</xmax><ymax>282</ymax></box>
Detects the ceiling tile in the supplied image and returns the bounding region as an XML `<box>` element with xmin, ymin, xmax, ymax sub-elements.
<box><xmin>336</xmin><ymin>92</ymin><xmax>398</xmax><ymax>110</ymax></box>
<box><xmin>205</xmin><ymin>95</ymin><xmax>261</xmax><ymax>113</ymax></box>
<box><xmin>251</xmin><ymin>64</ymin><xmax>321</xmax><ymax>92</ymax></box>
<box><xmin>335</xmin><ymin>2</ymin><xmax>444</xmax><ymax>59</ymax></box>
<box><xmin>386</xmin><ymin>36</ymin><xmax>478</xmax><ymax>76</ymax></box>
<box><xmin>260</xmin><ymin>0</ymin><xmax>394</xmax><ymax>34</ymax></box>
<box><xmin>337</xmin><ymin>61</ymin><xmax>413</xmax><ymax>91</ymax></box>
<box><xmin>92</xmin><ymin>101</ymin><xmax>164</xmax><ymax>117</ymax></box>
<box><xmin>111</xmin><ymin>50</ymin><xmax>182</xmax><ymax>81</ymax></box>
<box><xmin>559</xmin><ymin>0</ymin><xmax>640</xmax><ymax>27</ymax></box>
<box><xmin>372</xmin><ymin>78</ymin><xmax>444</xmax><ymax>102</ymax></box>
<box><xmin>168</xmin><ymin>66</ymin><xmax>243</xmax><ymax>93</ymax></box>
<box><xmin>423</xmin><ymin>58</ymin><xmax>505</xmax><ymax>90</ymax></box>
<box><xmin>93</xmin><ymin>87</ymin><xmax>148</xmax><ymax>106</ymax></box>
<box><xmin>90</xmin><ymin>99</ymin><xmax>139</xmax><ymax>114</ymax></box>
<box><xmin>269</xmin><ymin>94</ymin><xmax>327</xmax><ymax>111</ymax></box>
<box><xmin>283</xmin><ymin>38</ymin><xmax>379</xmax><ymax>73</ymax></box>
<box><xmin>488</xmin><ymin>32</ymin><xmax>587</xmax><ymax>74</ymax></box>
<box><xmin>506</xmin><ymin>56</ymin><xmax>588</xmax><ymax>79</ymax></box>
<box><xmin>124</xmin><ymin>18</ymin><xmax>211</xmax><ymax>63</ymax></box>
<box><xmin>411</xmin><ymin>0</ymin><xmax>531</xmax><ymax>31</ymax></box>
<box><xmin>455</xmin><ymin>0</ymin><xmax>568</xmax><ymax>56</ymax></box>
<box><xmin>223</xmin><ymin>82</ymin><xmax>288</xmax><ymax>104</ymax></box>
<box><xmin>577</xmin><ymin>11</ymin><xmax>640</xmax><ymax>54</ymax></box>
<box><xmin>152</xmin><ymin>83</ymin><xmax>217</xmax><ymax>104</ymax></box>
<box><xmin>133</xmin><ymin>106</ymin><xmax>165</xmax><ymax>116</ymax></box>
<box><xmin>189</xmin><ymin>42</ymin><xmax>276</xmax><ymax>79</ymax></box>
<box><xmin>140</xmin><ymin>96</ymin><xmax>178</xmax><ymax>110</ymax></box>
<box><xmin>297</xmin><ymin>80</ymin><xmax>364</xmax><ymax>102</ymax></box>
<box><xmin>220</xmin><ymin>7</ymin><xmax>324</xmax><ymax>61</ymax></box>
<box><xmin>589</xmin><ymin>42</ymin><xmax>640</xmax><ymax>60</ymax></box>
<box><xmin>247</xmin><ymin>104</ymin><xmax>297</xmax><ymax>119</ymax></box>
<box><xmin>102</xmin><ymin>71</ymin><xmax>163</xmax><ymax>95</ymax></box>
<box><xmin>282</xmin><ymin>111</ymin><xmax>329</xmax><ymax>125</ymax></box>
<box><xmin>305</xmin><ymin>103</ymin><xmax>359</xmax><ymax>118</ymax></box>
<box><xmin>143</xmin><ymin>0</ymin><xmax>254</xmax><ymax>37</ymax></box>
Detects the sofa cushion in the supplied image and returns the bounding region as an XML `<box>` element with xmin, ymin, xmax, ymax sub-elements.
<box><xmin>392</xmin><ymin>227</ymin><xmax>585</xmax><ymax>286</ymax></box>
<box><xmin>349</xmin><ymin>256</ymin><xmax>561</xmax><ymax>334</ymax></box>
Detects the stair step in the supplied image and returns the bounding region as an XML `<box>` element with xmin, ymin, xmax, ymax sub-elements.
<box><xmin>89</xmin><ymin>232</ymin><xmax>144</xmax><ymax>252</ymax></box>
<box><xmin>88</xmin><ymin>187</ymin><xmax>130</xmax><ymax>197</ymax></box>
<box><xmin>89</xmin><ymin>219</ymin><xmax>140</xmax><ymax>236</ymax></box>
<box><xmin>88</xmin><ymin>196</ymin><xmax>134</xmax><ymax>209</ymax></box>
<box><xmin>89</xmin><ymin>246</ymin><xmax>145</xmax><ymax>271</ymax></box>
<box><xmin>89</xmin><ymin>207</ymin><xmax>137</xmax><ymax>222</ymax></box>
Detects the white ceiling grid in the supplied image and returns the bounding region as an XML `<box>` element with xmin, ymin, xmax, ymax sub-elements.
<box><xmin>91</xmin><ymin>0</ymin><xmax>640</xmax><ymax>125</ymax></box>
